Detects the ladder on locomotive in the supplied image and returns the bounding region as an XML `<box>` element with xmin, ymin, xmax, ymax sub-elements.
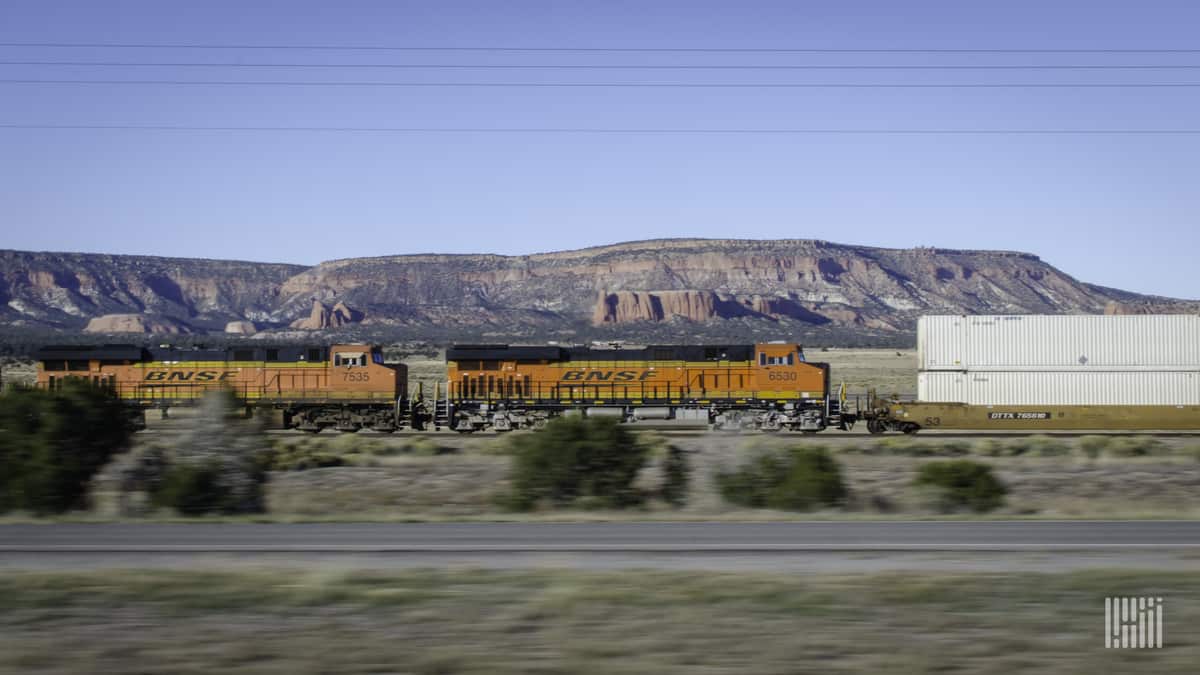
<box><xmin>827</xmin><ymin>382</ymin><xmax>856</xmax><ymax>430</ymax></box>
<box><xmin>431</xmin><ymin>381</ymin><xmax>452</xmax><ymax>430</ymax></box>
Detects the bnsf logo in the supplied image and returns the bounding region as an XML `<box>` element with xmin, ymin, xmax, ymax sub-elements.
<box><xmin>143</xmin><ymin>371</ymin><xmax>237</xmax><ymax>382</ymax></box>
<box><xmin>560</xmin><ymin>370</ymin><xmax>655</xmax><ymax>382</ymax></box>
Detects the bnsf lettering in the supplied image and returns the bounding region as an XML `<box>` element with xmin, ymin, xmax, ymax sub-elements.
<box><xmin>144</xmin><ymin>371</ymin><xmax>236</xmax><ymax>382</ymax></box>
<box><xmin>560</xmin><ymin>370</ymin><xmax>655</xmax><ymax>382</ymax></box>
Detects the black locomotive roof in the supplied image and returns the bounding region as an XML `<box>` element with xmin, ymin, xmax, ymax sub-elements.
<box><xmin>35</xmin><ymin>344</ymin><xmax>329</xmax><ymax>363</ymax></box>
<box><xmin>146</xmin><ymin>345</ymin><xmax>324</xmax><ymax>362</ymax></box>
<box><xmin>447</xmin><ymin>344</ymin><xmax>756</xmax><ymax>363</ymax></box>
<box><xmin>34</xmin><ymin>344</ymin><xmax>147</xmax><ymax>361</ymax></box>
<box><xmin>446</xmin><ymin>345</ymin><xmax>566</xmax><ymax>361</ymax></box>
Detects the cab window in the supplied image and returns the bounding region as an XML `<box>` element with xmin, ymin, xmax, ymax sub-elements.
<box><xmin>334</xmin><ymin>353</ymin><xmax>366</xmax><ymax>367</ymax></box>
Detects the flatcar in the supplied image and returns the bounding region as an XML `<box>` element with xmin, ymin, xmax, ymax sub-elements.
<box><xmin>866</xmin><ymin>400</ymin><xmax>1200</xmax><ymax>434</ymax></box>
<box><xmin>33</xmin><ymin>343</ymin><xmax>422</xmax><ymax>432</ymax></box>
<box><xmin>442</xmin><ymin>342</ymin><xmax>853</xmax><ymax>432</ymax></box>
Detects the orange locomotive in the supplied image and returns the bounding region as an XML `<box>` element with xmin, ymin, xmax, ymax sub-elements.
<box><xmin>444</xmin><ymin>342</ymin><xmax>852</xmax><ymax>432</ymax></box>
<box><xmin>34</xmin><ymin>343</ymin><xmax>421</xmax><ymax>432</ymax></box>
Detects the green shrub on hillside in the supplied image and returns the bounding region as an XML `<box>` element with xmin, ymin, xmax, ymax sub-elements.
<box><xmin>0</xmin><ymin>383</ymin><xmax>136</xmax><ymax>514</ymax></box>
<box><xmin>717</xmin><ymin>446</ymin><xmax>847</xmax><ymax>511</ymax></box>
<box><xmin>503</xmin><ymin>416</ymin><xmax>649</xmax><ymax>511</ymax></box>
<box><xmin>913</xmin><ymin>460</ymin><xmax>1007</xmax><ymax>513</ymax></box>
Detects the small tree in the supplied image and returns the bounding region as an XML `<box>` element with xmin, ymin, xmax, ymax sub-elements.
<box><xmin>0</xmin><ymin>382</ymin><xmax>136</xmax><ymax>514</ymax></box>
<box><xmin>717</xmin><ymin>446</ymin><xmax>848</xmax><ymax>511</ymax></box>
<box><xmin>913</xmin><ymin>460</ymin><xmax>1007</xmax><ymax>513</ymax></box>
<box><xmin>152</xmin><ymin>391</ymin><xmax>268</xmax><ymax>515</ymax></box>
<box><xmin>659</xmin><ymin>445</ymin><xmax>690</xmax><ymax>508</ymax></box>
<box><xmin>504</xmin><ymin>415</ymin><xmax>648</xmax><ymax>511</ymax></box>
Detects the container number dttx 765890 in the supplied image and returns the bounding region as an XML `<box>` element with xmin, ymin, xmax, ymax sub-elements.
<box><xmin>987</xmin><ymin>412</ymin><xmax>1051</xmax><ymax>420</ymax></box>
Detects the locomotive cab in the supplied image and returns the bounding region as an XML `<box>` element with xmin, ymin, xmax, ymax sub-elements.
<box><xmin>328</xmin><ymin>344</ymin><xmax>407</xmax><ymax>400</ymax></box>
<box><xmin>751</xmin><ymin>343</ymin><xmax>826</xmax><ymax>396</ymax></box>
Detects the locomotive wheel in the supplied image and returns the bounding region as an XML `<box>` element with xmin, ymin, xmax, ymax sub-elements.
<box><xmin>866</xmin><ymin>418</ymin><xmax>887</xmax><ymax>435</ymax></box>
<box><xmin>901</xmin><ymin>423</ymin><xmax>921</xmax><ymax>435</ymax></box>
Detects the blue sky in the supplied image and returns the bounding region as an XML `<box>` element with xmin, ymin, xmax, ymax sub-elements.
<box><xmin>0</xmin><ymin>0</ymin><xmax>1198</xmax><ymax>299</ymax></box>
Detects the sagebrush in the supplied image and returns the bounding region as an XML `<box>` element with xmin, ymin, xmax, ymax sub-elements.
<box><xmin>716</xmin><ymin>446</ymin><xmax>847</xmax><ymax>511</ymax></box>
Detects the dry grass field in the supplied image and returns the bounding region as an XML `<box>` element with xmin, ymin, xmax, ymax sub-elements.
<box><xmin>806</xmin><ymin>347</ymin><xmax>918</xmax><ymax>398</ymax></box>
<box><xmin>0</xmin><ymin>568</ymin><xmax>1194</xmax><ymax>674</ymax></box>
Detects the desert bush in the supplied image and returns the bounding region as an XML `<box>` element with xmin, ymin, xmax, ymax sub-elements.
<box><xmin>502</xmin><ymin>415</ymin><xmax>648</xmax><ymax>511</ymax></box>
<box><xmin>152</xmin><ymin>461</ymin><xmax>233</xmax><ymax>515</ymax></box>
<box><xmin>0</xmin><ymin>382</ymin><xmax>136</xmax><ymax>514</ymax></box>
<box><xmin>974</xmin><ymin>439</ymin><xmax>1006</xmax><ymax>457</ymax></box>
<box><xmin>847</xmin><ymin>438</ymin><xmax>970</xmax><ymax>457</ymax></box>
<box><xmin>265</xmin><ymin>443</ymin><xmax>346</xmax><ymax>471</ymax></box>
<box><xmin>325</xmin><ymin>433</ymin><xmax>383</xmax><ymax>456</ymax></box>
<box><xmin>980</xmin><ymin>435</ymin><xmax>1071</xmax><ymax>457</ymax></box>
<box><xmin>1077</xmin><ymin>436</ymin><xmax>1108</xmax><ymax>459</ymax></box>
<box><xmin>913</xmin><ymin>460</ymin><xmax>1007</xmax><ymax>513</ymax></box>
<box><xmin>151</xmin><ymin>391</ymin><xmax>268</xmax><ymax>515</ymax></box>
<box><xmin>386</xmin><ymin>437</ymin><xmax>450</xmax><ymax>456</ymax></box>
<box><xmin>1105</xmin><ymin>436</ymin><xmax>1165</xmax><ymax>457</ymax></box>
<box><xmin>1019</xmin><ymin>435</ymin><xmax>1071</xmax><ymax>456</ymax></box>
<box><xmin>716</xmin><ymin>446</ymin><xmax>847</xmax><ymax>511</ymax></box>
<box><xmin>1076</xmin><ymin>435</ymin><xmax>1165</xmax><ymax>459</ymax></box>
<box><xmin>659</xmin><ymin>445</ymin><xmax>690</xmax><ymax>508</ymax></box>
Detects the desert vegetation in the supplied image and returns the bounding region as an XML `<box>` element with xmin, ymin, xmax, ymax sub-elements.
<box><xmin>500</xmin><ymin>416</ymin><xmax>687</xmax><ymax>511</ymax></box>
<box><xmin>0</xmin><ymin>382</ymin><xmax>136</xmax><ymax>514</ymax></box>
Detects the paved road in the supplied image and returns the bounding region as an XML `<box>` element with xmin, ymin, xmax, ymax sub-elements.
<box><xmin>4</xmin><ymin>522</ymin><xmax>1199</xmax><ymax>572</ymax></box>
<box><xmin>3</xmin><ymin>521</ymin><xmax>1200</xmax><ymax>551</ymax></box>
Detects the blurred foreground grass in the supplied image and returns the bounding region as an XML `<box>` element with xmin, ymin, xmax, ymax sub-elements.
<box><xmin>0</xmin><ymin>568</ymin><xmax>1196</xmax><ymax>673</ymax></box>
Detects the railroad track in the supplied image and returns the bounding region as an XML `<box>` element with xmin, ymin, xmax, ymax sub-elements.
<box><xmin>133</xmin><ymin>427</ymin><xmax>1200</xmax><ymax>438</ymax></box>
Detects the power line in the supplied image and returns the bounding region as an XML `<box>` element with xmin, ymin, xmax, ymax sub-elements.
<box><xmin>3</xmin><ymin>124</ymin><xmax>1199</xmax><ymax>135</ymax></box>
<box><xmin>1</xmin><ymin>42</ymin><xmax>1199</xmax><ymax>53</ymax></box>
<box><xmin>6</xmin><ymin>79</ymin><xmax>1200</xmax><ymax>89</ymax></box>
<box><xmin>6</xmin><ymin>60</ymin><xmax>1200</xmax><ymax>70</ymax></box>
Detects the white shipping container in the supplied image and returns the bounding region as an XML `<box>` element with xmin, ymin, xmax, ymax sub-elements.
<box><xmin>918</xmin><ymin>371</ymin><xmax>967</xmax><ymax>402</ymax></box>
<box><xmin>917</xmin><ymin>370</ymin><xmax>1200</xmax><ymax>406</ymax></box>
<box><xmin>918</xmin><ymin>314</ymin><xmax>1200</xmax><ymax>371</ymax></box>
<box><xmin>917</xmin><ymin>315</ymin><xmax>967</xmax><ymax>370</ymax></box>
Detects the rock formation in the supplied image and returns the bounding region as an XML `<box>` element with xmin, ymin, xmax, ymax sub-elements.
<box><xmin>1104</xmin><ymin>300</ymin><xmax>1200</xmax><ymax>315</ymax></box>
<box><xmin>84</xmin><ymin>313</ymin><xmax>191</xmax><ymax>334</ymax></box>
<box><xmin>289</xmin><ymin>300</ymin><xmax>363</xmax><ymax>330</ymax></box>
<box><xmin>224</xmin><ymin>320</ymin><xmax>257</xmax><ymax>335</ymax></box>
